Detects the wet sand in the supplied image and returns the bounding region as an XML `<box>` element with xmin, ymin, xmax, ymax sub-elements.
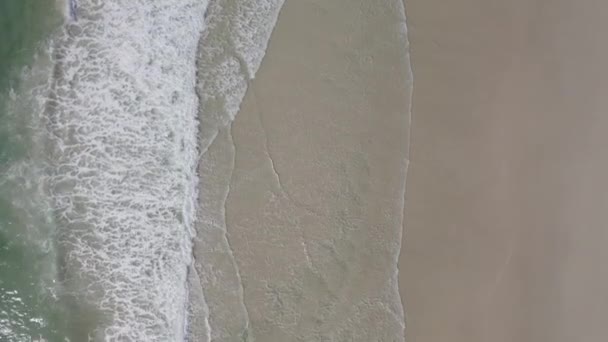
<box><xmin>401</xmin><ymin>0</ymin><xmax>608</xmax><ymax>341</ymax></box>
<box><xmin>192</xmin><ymin>0</ymin><xmax>411</xmax><ymax>340</ymax></box>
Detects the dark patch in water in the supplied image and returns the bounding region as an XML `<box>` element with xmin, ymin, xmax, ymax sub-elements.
<box><xmin>69</xmin><ymin>0</ymin><xmax>78</xmax><ymax>21</ymax></box>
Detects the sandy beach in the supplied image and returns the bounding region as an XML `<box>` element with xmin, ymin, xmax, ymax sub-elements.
<box><xmin>2</xmin><ymin>0</ymin><xmax>604</xmax><ymax>339</ymax></box>
<box><xmin>401</xmin><ymin>0</ymin><xmax>608</xmax><ymax>341</ymax></box>
<box><xmin>2</xmin><ymin>0</ymin><xmax>606</xmax><ymax>340</ymax></box>
<box><xmin>188</xmin><ymin>0</ymin><xmax>608</xmax><ymax>340</ymax></box>
<box><xmin>191</xmin><ymin>0</ymin><xmax>411</xmax><ymax>340</ymax></box>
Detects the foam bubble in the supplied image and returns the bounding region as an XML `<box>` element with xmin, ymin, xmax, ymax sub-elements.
<box><xmin>43</xmin><ymin>1</ymin><xmax>206</xmax><ymax>340</ymax></box>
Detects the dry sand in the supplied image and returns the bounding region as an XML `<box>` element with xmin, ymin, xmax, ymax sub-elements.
<box><xmin>401</xmin><ymin>0</ymin><xmax>608</xmax><ymax>341</ymax></box>
<box><xmin>192</xmin><ymin>0</ymin><xmax>412</xmax><ymax>340</ymax></box>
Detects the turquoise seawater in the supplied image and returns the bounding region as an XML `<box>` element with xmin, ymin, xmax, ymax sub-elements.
<box><xmin>0</xmin><ymin>1</ymin><xmax>67</xmax><ymax>341</ymax></box>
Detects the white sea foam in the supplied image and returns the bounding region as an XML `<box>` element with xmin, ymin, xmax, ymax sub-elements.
<box><xmin>44</xmin><ymin>1</ymin><xmax>206</xmax><ymax>340</ymax></box>
<box><xmin>40</xmin><ymin>0</ymin><xmax>287</xmax><ymax>339</ymax></box>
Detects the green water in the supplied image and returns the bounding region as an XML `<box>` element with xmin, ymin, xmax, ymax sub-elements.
<box><xmin>0</xmin><ymin>1</ymin><xmax>67</xmax><ymax>341</ymax></box>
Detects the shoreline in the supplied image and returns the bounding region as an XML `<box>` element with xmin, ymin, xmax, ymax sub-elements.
<box><xmin>189</xmin><ymin>0</ymin><xmax>285</xmax><ymax>340</ymax></box>
<box><xmin>191</xmin><ymin>0</ymin><xmax>412</xmax><ymax>339</ymax></box>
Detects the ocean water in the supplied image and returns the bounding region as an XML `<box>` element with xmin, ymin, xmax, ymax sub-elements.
<box><xmin>1</xmin><ymin>0</ymin><xmax>284</xmax><ymax>341</ymax></box>
<box><xmin>0</xmin><ymin>1</ymin><xmax>66</xmax><ymax>341</ymax></box>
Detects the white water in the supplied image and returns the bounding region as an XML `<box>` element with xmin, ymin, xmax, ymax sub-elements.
<box><xmin>44</xmin><ymin>1</ymin><xmax>206</xmax><ymax>340</ymax></box>
<box><xmin>39</xmin><ymin>0</ymin><xmax>288</xmax><ymax>339</ymax></box>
